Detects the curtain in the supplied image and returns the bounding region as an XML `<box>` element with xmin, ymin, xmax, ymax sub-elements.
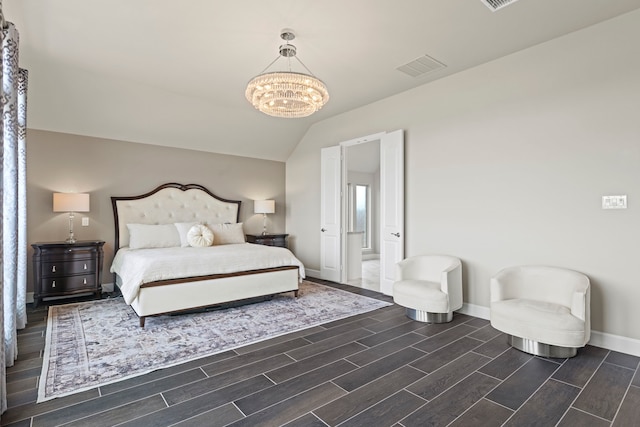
<box><xmin>1</xmin><ymin>16</ymin><xmax>28</xmax><ymax>414</ymax></box>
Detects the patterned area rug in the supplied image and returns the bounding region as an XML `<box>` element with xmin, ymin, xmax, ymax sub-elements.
<box><xmin>38</xmin><ymin>281</ymin><xmax>391</xmax><ymax>402</ymax></box>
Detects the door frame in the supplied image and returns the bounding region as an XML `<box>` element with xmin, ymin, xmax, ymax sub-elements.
<box><xmin>321</xmin><ymin>131</ymin><xmax>403</xmax><ymax>292</ymax></box>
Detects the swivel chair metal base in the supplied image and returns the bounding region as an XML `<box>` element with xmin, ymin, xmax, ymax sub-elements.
<box><xmin>406</xmin><ymin>308</ymin><xmax>453</xmax><ymax>323</ymax></box>
<box><xmin>507</xmin><ymin>335</ymin><xmax>578</xmax><ymax>358</ymax></box>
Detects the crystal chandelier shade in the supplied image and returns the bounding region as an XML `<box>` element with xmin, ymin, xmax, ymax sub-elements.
<box><xmin>245</xmin><ymin>31</ymin><xmax>329</xmax><ymax>118</ymax></box>
<box><xmin>246</xmin><ymin>72</ymin><xmax>329</xmax><ymax>118</ymax></box>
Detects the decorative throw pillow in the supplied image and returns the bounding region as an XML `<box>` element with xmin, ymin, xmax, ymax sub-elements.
<box><xmin>208</xmin><ymin>222</ymin><xmax>245</xmax><ymax>245</ymax></box>
<box><xmin>187</xmin><ymin>224</ymin><xmax>214</xmax><ymax>247</ymax></box>
<box><xmin>174</xmin><ymin>222</ymin><xmax>199</xmax><ymax>247</ymax></box>
<box><xmin>127</xmin><ymin>223</ymin><xmax>181</xmax><ymax>249</ymax></box>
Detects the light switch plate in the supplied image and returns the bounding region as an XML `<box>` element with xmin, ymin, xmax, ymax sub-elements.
<box><xmin>602</xmin><ymin>195</ymin><xmax>627</xmax><ymax>209</ymax></box>
<box><xmin>82</xmin><ymin>217</ymin><xmax>89</xmax><ymax>226</ymax></box>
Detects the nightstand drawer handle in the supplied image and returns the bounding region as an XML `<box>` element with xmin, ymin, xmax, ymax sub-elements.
<box><xmin>52</xmin><ymin>265</ymin><xmax>56</xmax><ymax>273</ymax></box>
<box><xmin>84</xmin><ymin>263</ymin><xmax>87</xmax><ymax>270</ymax></box>
<box><xmin>52</xmin><ymin>280</ymin><xmax>56</xmax><ymax>288</ymax></box>
<box><xmin>83</xmin><ymin>278</ymin><xmax>87</xmax><ymax>285</ymax></box>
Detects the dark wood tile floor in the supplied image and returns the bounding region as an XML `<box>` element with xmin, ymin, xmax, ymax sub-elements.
<box><xmin>2</xmin><ymin>279</ymin><xmax>640</xmax><ymax>427</ymax></box>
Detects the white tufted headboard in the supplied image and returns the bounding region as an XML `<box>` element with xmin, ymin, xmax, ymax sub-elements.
<box><xmin>111</xmin><ymin>183</ymin><xmax>241</xmax><ymax>250</ymax></box>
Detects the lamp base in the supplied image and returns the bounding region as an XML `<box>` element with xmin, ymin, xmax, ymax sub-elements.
<box><xmin>66</xmin><ymin>213</ymin><xmax>76</xmax><ymax>244</ymax></box>
<box><xmin>261</xmin><ymin>213</ymin><xmax>269</xmax><ymax>236</ymax></box>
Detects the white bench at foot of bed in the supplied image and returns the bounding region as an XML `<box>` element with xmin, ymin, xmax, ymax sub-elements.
<box><xmin>119</xmin><ymin>266</ymin><xmax>300</xmax><ymax>327</ymax></box>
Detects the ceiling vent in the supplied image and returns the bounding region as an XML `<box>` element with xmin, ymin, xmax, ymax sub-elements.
<box><xmin>396</xmin><ymin>55</ymin><xmax>446</xmax><ymax>78</ymax></box>
<box><xmin>480</xmin><ymin>0</ymin><xmax>521</xmax><ymax>11</ymax></box>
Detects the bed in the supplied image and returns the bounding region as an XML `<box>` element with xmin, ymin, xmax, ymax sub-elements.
<box><xmin>110</xmin><ymin>183</ymin><xmax>304</xmax><ymax>327</ymax></box>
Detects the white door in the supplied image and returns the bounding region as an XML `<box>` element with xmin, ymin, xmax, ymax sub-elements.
<box><xmin>320</xmin><ymin>146</ymin><xmax>343</xmax><ymax>282</ymax></box>
<box><xmin>379</xmin><ymin>130</ymin><xmax>404</xmax><ymax>295</ymax></box>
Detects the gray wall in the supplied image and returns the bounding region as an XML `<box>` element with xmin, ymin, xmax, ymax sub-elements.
<box><xmin>27</xmin><ymin>130</ymin><xmax>286</xmax><ymax>291</ymax></box>
<box><xmin>285</xmin><ymin>10</ymin><xmax>640</xmax><ymax>341</ymax></box>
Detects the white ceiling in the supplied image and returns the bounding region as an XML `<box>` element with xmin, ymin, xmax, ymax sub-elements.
<box><xmin>4</xmin><ymin>0</ymin><xmax>640</xmax><ymax>161</ymax></box>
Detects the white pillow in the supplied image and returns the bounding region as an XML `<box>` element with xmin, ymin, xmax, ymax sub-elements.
<box><xmin>127</xmin><ymin>224</ymin><xmax>181</xmax><ymax>249</ymax></box>
<box><xmin>208</xmin><ymin>222</ymin><xmax>245</xmax><ymax>245</ymax></box>
<box><xmin>174</xmin><ymin>222</ymin><xmax>199</xmax><ymax>247</ymax></box>
<box><xmin>187</xmin><ymin>224</ymin><xmax>214</xmax><ymax>247</ymax></box>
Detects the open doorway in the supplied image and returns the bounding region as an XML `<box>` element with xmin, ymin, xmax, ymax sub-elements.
<box><xmin>345</xmin><ymin>140</ymin><xmax>381</xmax><ymax>291</ymax></box>
<box><xmin>320</xmin><ymin>130</ymin><xmax>404</xmax><ymax>295</ymax></box>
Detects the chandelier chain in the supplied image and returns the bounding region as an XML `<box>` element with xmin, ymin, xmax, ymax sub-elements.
<box><xmin>293</xmin><ymin>56</ymin><xmax>316</xmax><ymax>78</ymax></box>
<box><xmin>258</xmin><ymin>55</ymin><xmax>282</xmax><ymax>75</ymax></box>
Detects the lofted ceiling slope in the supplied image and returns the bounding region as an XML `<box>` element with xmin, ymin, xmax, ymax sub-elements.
<box><xmin>4</xmin><ymin>0</ymin><xmax>640</xmax><ymax>161</ymax></box>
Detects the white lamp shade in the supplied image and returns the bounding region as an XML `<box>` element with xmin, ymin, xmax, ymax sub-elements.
<box><xmin>254</xmin><ymin>199</ymin><xmax>275</xmax><ymax>214</ymax></box>
<box><xmin>53</xmin><ymin>193</ymin><xmax>90</xmax><ymax>213</ymax></box>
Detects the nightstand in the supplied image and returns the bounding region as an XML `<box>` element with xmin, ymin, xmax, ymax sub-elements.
<box><xmin>31</xmin><ymin>240</ymin><xmax>105</xmax><ymax>307</ymax></box>
<box><xmin>246</xmin><ymin>233</ymin><xmax>289</xmax><ymax>248</ymax></box>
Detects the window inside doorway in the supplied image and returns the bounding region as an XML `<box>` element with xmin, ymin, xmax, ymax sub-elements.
<box><xmin>349</xmin><ymin>183</ymin><xmax>371</xmax><ymax>249</ymax></box>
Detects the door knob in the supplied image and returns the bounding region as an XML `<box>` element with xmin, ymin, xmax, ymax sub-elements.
<box><xmin>321</xmin><ymin>228</ymin><xmax>327</xmax><ymax>232</ymax></box>
<box><xmin>391</xmin><ymin>232</ymin><xmax>400</xmax><ymax>237</ymax></box>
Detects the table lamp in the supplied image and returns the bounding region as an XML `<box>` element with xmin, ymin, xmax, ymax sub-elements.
<box><xmin>53</xmin><ymin>192</ymin><xmax>90</xmax><ymax>243</ymax></box>
<box><xmin>254</xmin><ymin>200</ymin><xmax>275</xmax><ymax>235</ymax></box>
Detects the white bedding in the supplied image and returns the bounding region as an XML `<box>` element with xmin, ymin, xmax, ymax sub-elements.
<box><xmin>111</xmin><ymin>243</ymin><xmax>305</xmax><ymax>304</ymax></box>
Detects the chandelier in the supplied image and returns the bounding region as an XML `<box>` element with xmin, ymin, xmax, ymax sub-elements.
<box><xmin>245</xmin><ymin>30</ymin><xmax>329</xmax><ymax>118</ymax></box>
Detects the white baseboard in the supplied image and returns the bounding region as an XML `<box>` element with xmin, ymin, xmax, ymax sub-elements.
<box><xmin>588</xmin><ymin>331</ymin><xmax>640</xmax><ymax>357</ymax></box>
<box><xmin>305</xmin><ymin>269</ymin><xmax>321</xmax><ymax>279</ymax></box>
<box><xmin>458</xmin><ymin>302</ymin><xmax>640</xmax><ymax>357</ymax></box>
<box><xmin>458</xmin><ymin>303</ymin><xmax>490</xmax><ymax>320</ymax></box>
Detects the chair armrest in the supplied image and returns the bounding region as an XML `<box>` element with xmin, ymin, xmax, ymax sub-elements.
<box><xmin>490</xmin><ymin>277</ymin><xmax>506</xmax><ymax>303</ymax></box>
<box><xmin>440</xmin><ymin>264</ymin><xmax>460</xmax><ymax>293</ymax></box>
<box><xmin>395</xmin><ymin>258</ymin><xmax>409</xmax><ymax>281</ymax></box>
<box><xmin>441</xmin><ymin>262</ymin><xmax>463</xmax><ymax>310</ymax></box>
<box><xmin>571</xmin><ymin>289</ymin><xmax>587</xmax><ymax>321</ymax></box>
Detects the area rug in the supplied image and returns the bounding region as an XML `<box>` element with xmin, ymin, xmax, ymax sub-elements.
<box><xmin>38</xmin><ymin>281</ymin><xmax>391</xmax><ymax>402</ymax></box>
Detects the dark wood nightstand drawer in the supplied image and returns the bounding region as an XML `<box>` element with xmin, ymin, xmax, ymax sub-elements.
<box><xmin>246</xmin><ymin>234</ymin><xmax>289</xmax><ymax>248</ymax></box>
<box><xmin>38</xmin><ymin>246</ymin><xmax>97</xmax><ymax>260</ymax></box>
<box><xmin>41</xmin><ymin>259</ymin><xmax>96</xmax><ymax>277</ymax></box>
<box><xmin>42</xmin><ymin>274</ymin><xmax>97</xmax><ymax>293</ymax></box>
<box><xmin>252</xmin><ymin>236</ymin><xmax>285</xmax><ymax>246</ymax></box>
